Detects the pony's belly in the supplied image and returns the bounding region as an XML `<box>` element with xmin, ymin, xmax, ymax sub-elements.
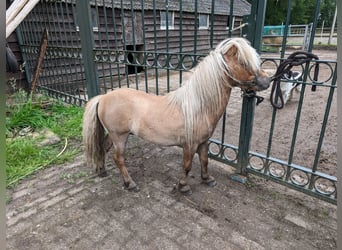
<box><xmin>131</xmin><ymin>121</ymin><xmax>184</xmax><ymax>147</ymax></box>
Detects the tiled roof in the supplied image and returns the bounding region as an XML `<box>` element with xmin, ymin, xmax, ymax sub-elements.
<box><xmin>64</xmin><ymin>0</ymin><xmax>251</xmax><ymax>16</ymax></box>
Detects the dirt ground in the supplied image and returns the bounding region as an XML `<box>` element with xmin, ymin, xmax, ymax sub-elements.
<box><xmin>6</xmin><ymin>50</ymin><xmax>337</xmax><ymax>249</ymax></box>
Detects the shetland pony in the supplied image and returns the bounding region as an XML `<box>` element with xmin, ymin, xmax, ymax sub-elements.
<box><xmin>82</xmin><ymin>37</ymin><xmax>270</xmax><ymax>194</ymax></box>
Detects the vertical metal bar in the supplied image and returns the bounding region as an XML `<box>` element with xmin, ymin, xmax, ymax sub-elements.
<box><xmin>60</xmin><ymin>2</ymin><xmax>72</xmax><ymax>96</ymax></box>
<box><xmin>209</xmin><ymin>0</ymin><xmax>215</xmax><ymax>48</ymax></box>
<box><xmin>140</xmin><ymin>0</ymin><xmax>148</xmax><ymax>92</ymax></box>
<box><xmin>76</xmin><ymin>0</ymin><xmax>100</xmax><ymax>98</ymax></box>
<box><xmin>120</xmin><ymin>0</ymin><xmax>129</xmax><ymax>88</ymax></box>
<box><xmin>220</xmin><ymin>113</ymin><xmax>226</xmax><ymax>145</ymax></box>
<box><xmin>309</xmin><ymin>68</ymin><xmax>336</xmax><ymax>189</ymax></box>
<box><xmin>129</xmin><ymin>0</ymin><xmax>139</xmax><ymax>90</ymax></box>
<box><xmin>193</xmin><ymin>0</ymin><xmax>198</xmax><ymax>56</ymax></box>
<box><xmin>66</xmin><ymin>2</ymin><xmax>80</xmax><ymax>102</ymax></box>
<box><xmin>102</xmin><ymin>0</ymin><xmax>113</xmax><ymax>93</ymax></box>
<box><xmin>286</xmin><ymin>1</ymin><xmax>321</xmax><ymax>176</ymax></box>
<box><xmin>280</xmin><ymin>0</ymin><xmax>292</xmax><ymax>58</ymax></box>
<box><xmin>72</xmin><ymin>3</ymin><xmax>88</xmax><ymax>102</ymax></box>
<box><xmin>285</xmin><ymin>81</ymin><xmax>307</xmax><ymax>181</ymax></box>
<box><xmin>52</xmin><ymin>2</ymin><xmax>64</xmax><ymax>95</ymax></box>
<box><xmin>236</xmin><ymin>96</ymin><xmax>256</xmax><ymax>175</ymax></box>
<box><xmin>236</xmin><ymin>0</ymin><xmax>267</xmax><ymax>176</ymax></box>
<box><xmin>179</xmin><ymin>0</ymin><xmax>183</xmax><ymax>86</ymax></box>
<box><xmin>165</xmin><ymin>0</ymin><xmax>170</xmax><ymax>92</ymax></box>
<box><xmin>307</xmin><ymin>0</ymin><xmax>321</xmax><ymax>52</ymax></box>
<box><xmin>303</xmin><ymin>24</ymin><xmax>308</xmax><ymax>50</ymax></box>
<box><xmin>40</xmin><ymin>2</ymin><xmax>51</xmax><ymax>92</ymax></box>
<box><xmin>94</xmin><ymin>0</ymin><xmax>107</xmax><ymax>94</ymax></box>
<box><xmin>228</xmin><ymin>0</ymin><xmax>234</xmax><ymax>38</ymax></box>
<box><xmin>152</xmin><ymin>0</ymin><xmax>159</xmax><ymax>95</ymax></box>
<box><xmin>252</xmin><ymin>0</ymin><xmax>267</xmax><ymax>53</ymax></box>
<box><xmin>110</xmin><ymin>2</ymin><xmax>122</xmax><ymax>89</ymax></box>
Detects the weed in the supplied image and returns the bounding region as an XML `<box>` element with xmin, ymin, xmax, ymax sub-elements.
<box><xmin>60</xmin><ymin>173</ymin><xmax>75</xmax><ymax>184</ymax></box>
<box><xmin>6</xmin><ymin>92</ymin><xmax>84</xmax><ymax>187</ymax></box>
<box><xmin>6</xmin><ymin>194</ymin><xmax>12</xmax><ymax>204</ymax></box>
<box><xmin>112</xmin><ymin>178</ymin><xmax>118</xmax><ymax>185</ymax></box>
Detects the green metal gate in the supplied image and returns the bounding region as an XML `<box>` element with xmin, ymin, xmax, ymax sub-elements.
<box><xmin>16</xmin><ymin>0</ymin><xmax>337</xmax><ymax>204</ymax></box>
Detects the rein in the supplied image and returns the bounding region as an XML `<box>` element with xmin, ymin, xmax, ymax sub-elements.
<box><xmin>270</xmin><ymin>51</ymin><xmax>320</xmax><ymax>109</ymax></box>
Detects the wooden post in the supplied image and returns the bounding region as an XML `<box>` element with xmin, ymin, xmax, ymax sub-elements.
<box><xmin>30</xmin><ymin>29</ymin><xmax>48</xmax><ymax>94</ymax></box>
<box><xmin>328</xmin><ymin>6</ymin><xmax>337</xmax><ymax>45</ymax></box>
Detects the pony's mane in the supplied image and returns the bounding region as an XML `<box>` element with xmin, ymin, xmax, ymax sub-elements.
<box><xmin>215</xmin><ymin>37</ymin><xmax>261</xmax><ymax>74</ymax></box>
<box><xmin>166</xmin><ymin>37</ymin><xmax>260</xmax><ymax>144</ymax></box>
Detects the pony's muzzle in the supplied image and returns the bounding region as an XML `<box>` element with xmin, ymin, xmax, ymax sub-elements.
<box><xmin>255</xmin><ymin>74</ymin><xmax>270</xmax><ymax>91</ymax></box>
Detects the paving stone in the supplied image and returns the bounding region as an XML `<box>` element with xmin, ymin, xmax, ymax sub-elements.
<box><xmin>39</xmin><ymin>193</ymin><xmax>69</xmax><ymax>210</ymax></box>
<box><xmin>230</xmin><ymin>231</ymin><xmax>265</xmax><ymax>250</ymax></box>
<box><xmin>7</xmin><ymin>208</ymin><xmax>37</xmax><ymax>227</ymax></box>
<box><xmin>284</xmin><ymin>214</ymin><xmax>312</xmax><ymax>230</ymax></box>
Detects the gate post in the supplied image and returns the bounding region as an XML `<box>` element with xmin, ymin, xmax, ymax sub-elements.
<box><xmin>235</xmin><ymin>0</ymin><xmax>267</xmax><ymax>179</ymax></box>
<box><xmin>76</xmin><ymin>0</ymin><xmax>100</xmax><ymax>99</ymax></box>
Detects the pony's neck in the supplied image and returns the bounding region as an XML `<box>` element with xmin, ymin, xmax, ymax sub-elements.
<box><xmin>189</xmin><ymin>51</ymin><xmax>232</xmax><ymax>117</ymax></box>
<box><xmin>166</xmin><ymin>51</ymin><xmax>234</xmax><ymax>144</ymax></box>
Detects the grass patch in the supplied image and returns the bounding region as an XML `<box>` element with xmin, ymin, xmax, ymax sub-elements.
<box><xmin>6</xmin><ymin>91</ymin><xmax>84</xmax><ymax>187</ymax></box>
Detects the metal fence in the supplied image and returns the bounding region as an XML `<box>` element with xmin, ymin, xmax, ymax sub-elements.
<box><xmin>16</xmin><ymin>0</ymin><xmax>337</xmax><ymax>204</ymax></box>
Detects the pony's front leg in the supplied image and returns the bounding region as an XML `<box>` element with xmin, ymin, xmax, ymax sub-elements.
<box><xmin>197</xmin><ymin>142</ymin><xmax>217</xmax><ymax>187</ymax></box>
<box><xmin>178</xmin><ymin>145</ymin><xmax>195</xmax><ymax>195</ymax></box>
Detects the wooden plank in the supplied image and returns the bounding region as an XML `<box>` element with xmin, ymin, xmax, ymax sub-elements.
<box><xmin>6</xmin><ymin>0</ymin><xmax>40</xmax><ymax>38</ymax></box>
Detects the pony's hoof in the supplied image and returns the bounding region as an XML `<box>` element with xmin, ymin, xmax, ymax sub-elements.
<box><xmin>124</xmin><ymin>182</ymin><xmax>140</xmax><ymax>192</ymax></box>
<box><xmin>178</xmin><ymin>184</ymin><xmax>192</xmax><ymax>196</ymax></box>
<box><xmin>202</xmin><ymin>176</ymin><xmax>217</xmax><ymax>187</ymax></box>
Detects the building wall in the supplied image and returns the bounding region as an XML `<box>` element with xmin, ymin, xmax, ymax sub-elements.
<box><xmin>15</xmin><ymin>1</ymin><xmax>245</xmax><ymax>95</ymax></box>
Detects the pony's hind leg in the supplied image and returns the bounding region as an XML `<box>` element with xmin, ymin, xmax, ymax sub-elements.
<box><xmin>197</xmin><ymin>142</ymin><xmax>217</xmax><ymax>187</ymax></box>
<box><xmin>111</xmin><ymin>133</ymin><xmax>139</xmax><ymax>192</ymax></box>
<box><xmin>96</xmin><ymin>134</ymin><xmax>113</xmax><ymax>177</ymax></box>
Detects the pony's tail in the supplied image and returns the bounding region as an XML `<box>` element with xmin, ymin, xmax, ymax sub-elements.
<box><xmin>82</xmin><ymin>95</ymin><xmax>106</xmax><ymax>172</ymax></box>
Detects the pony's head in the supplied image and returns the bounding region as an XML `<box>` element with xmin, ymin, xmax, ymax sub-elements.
<box><xmin>215</xmin><ymin>37</ymin><xmax>270</xmax><ymax>92</ymax></box>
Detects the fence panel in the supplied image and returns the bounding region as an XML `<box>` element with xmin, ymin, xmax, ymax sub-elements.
<box><xmin>208</xmin><ymin>0</ymin><xmax>337</xmax><ymax>204</ymax></box>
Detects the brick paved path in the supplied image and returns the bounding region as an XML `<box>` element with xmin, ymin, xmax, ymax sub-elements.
<box><xmin>6</xmin><ymin>145</ymin><xmax>264</xmax><ymax>250</ymax></box>
<box><xmin>6</xmin><ymin>136</ymin><xmax>336</xmax><ymax>250</ymax></box>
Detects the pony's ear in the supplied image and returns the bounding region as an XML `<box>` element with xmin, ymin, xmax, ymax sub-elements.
<box><xmin>225</xmin><ymin>44</ymin><xmax>238</xmax><ymax>57</ymax></box>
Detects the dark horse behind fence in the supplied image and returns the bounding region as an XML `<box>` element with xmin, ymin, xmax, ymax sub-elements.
<box><xmin>82</xmin><ymin>37</ymin><xmax>270</xmax><ymax>195</ymax></box>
